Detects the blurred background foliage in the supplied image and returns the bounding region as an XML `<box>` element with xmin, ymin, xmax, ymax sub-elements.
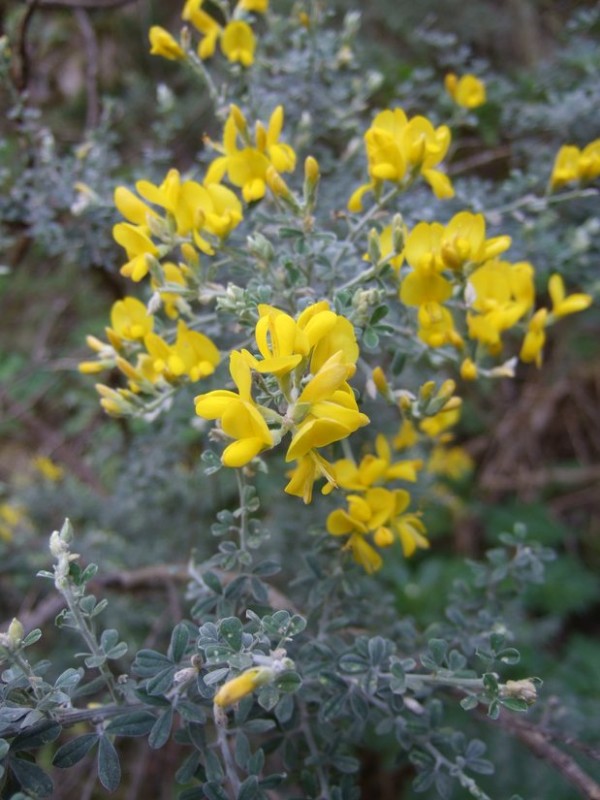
<box><xmin>1</xmin><ymin>0</ymin><xmax>600</xmax><ymax>797</ymax></box>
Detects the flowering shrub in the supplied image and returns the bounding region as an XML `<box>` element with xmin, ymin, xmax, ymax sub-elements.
<box><xmin>0</xmin><ymin>3</ymin><xmax>598</xmax><ymax>799</ymax></box>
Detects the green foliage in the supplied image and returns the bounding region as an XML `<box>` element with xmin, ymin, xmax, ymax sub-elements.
<box><xmin>1</xmin><ymin>2</ymin><xmax>600</xmax><ymax>799</ymax></box>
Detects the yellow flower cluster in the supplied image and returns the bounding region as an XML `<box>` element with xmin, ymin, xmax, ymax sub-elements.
<box><xmin>367</xmin><ymin>210</ymin><xmax>592</xmax><ymax>371</ymax></box>
<box><xmin>194</xmin><ymin>302</ymin><xmax>369</xmax><ymax>501</ymax></box>
<box><xmin>206</xmin><ymin>105</ymin><xmax>297</xmax><ymax>202</ymax></box>
<box><xmin>325</xmin><ymin>434</ymin><xmax>427</xmax><ymax>573</ymax></box>
<box><xmin>349</xmin><ymin>107</ymin><xmax>454</xmax><ymax>211</ymax></box>
<box><xmin>550</xmin><ymin>139</ymin><xmax>600</xmax><ymax>191</ymax></box>
<box><xmin>113</xmin><ymin>167</ymin><xmax>243</xmax><ymax>282</ymax></box>
<box><xmin>79</xmin><ymin>297</ymin><xmax>220</xmax><ymax>415</ymax></box>
<box><xmin>150</xmin><ymin>0</ymin><xmax>268</xmax><ymax>68</ymax></box>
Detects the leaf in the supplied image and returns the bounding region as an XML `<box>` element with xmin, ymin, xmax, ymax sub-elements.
<box><xmin>53</xmin><ymin>733</ymin><xmax>98</xmax><ymax>768</ymax></box>
<box><xmin>175</xmin><ymin>751</ymin><xmax>200</xmax><ymax>784</ymax></box>
<box><xmin>460</xmin><ymin>695</ymin><xmax>479</xmax><ymax>711</ymax></box>
<box><xmin>21</xmin><ymin>629</ymin><xmax>42</xmax><ymax>647</ymax></box>
<box><xmin>252</xmin><ymin>560</ymin><xmax>281</xmax><ymax>577</ymax></box>
<box><xmin>204</xmin><ymin>748</ymin><xmax>224</xmax><ymax>782</ymax></box>
<box><xmin>169</xmin><ymin>623</ymin><xmax>191</xmax><ymax>663</ymax></box>
<box><xmin>106</xmin><ymin>642</ymin><xmax>128</xmax><ymax>660</ymax></box>
<box><xmin>202</xmin><ymin>782</ymin><xmax>230</xmax><ymax>800</ymax></box>
<box><xmin>219</xmin><ymin>617</ymin><xmax>243</xmax><ymax>651</ymax></box>
<box><xmin>149</xmin><ymin>708</ymin><xmax>173</xmax><ymax>750</ymax></box>
<box><xmin>238</xmin><ymin>775</ymin><xmax>260</xmax><ymax>800</ymax></box>
<box><xmin>147</xmin><ymin>666</ymin><xmax>176</xmax><ymax>696</ymax></box>
<box><xmin>54</xmin><ymin>668</ymin><xmax>83</xmax><ymax>691</ymax></box>
<box><xmin>497</xmin><ymin>648</ymin><xmax>520</xmax><ymax>665</ymax></box>
<box><xmin>247</xmin><ymin>748</ymin><xmax>265</xmax><ymax>775</ymax></box>
<box><xmin>133</xmin><ymin>649</ymin><xmax>173</xmax><ymax>677</ymax></box>
<box><xmin>100</xmin><ymin>629</ymin><xmax>119</xmax><ymax>652</ymax></box>
<box><xmin>275</xmin><ymin>671</ymin><xmax>302</xmax><ymax>694</ymax></box>
<box><xmin>10</xmin><ymin>757</ymin><xmax>54</xmax><ymax>797</ymax></box>
<box><xmin>234</xmin><ymin>731</ymin><xmax>251</xmax><ymax>770</ymax></box>
<box><xmin>242</xmin><ymin>719</ymin><xmax>275</xmax><ymax>734</ymax></box>
<box><xmin>427</xmin><ymin>638</ymin><xmax>448</xmax><ymax>666</ymax></box>
<box><xmin>12</xmin><ymin>720</ymin><xmax>61</xmax><ymax>750</ymax></box>
<box><xmin>368</xmin><ymin>636</ymin><xmax>389</xmax><ymax>666</ymax></box>
<box><xmin>105</xmin><ymin>711</ymin><xmax>156</xmax><ymax>737</ymax></box>
<box><xmin>500</xmin><ymin>697</ymin><xmax>530</xmax><ymax>712</ymax></box>
<box><xmin>338</xmin><ymin>653</ymin><xmax>369</xmax><ymax>674</ymax></box>
<box><xmin>97</xmin><ymin>735</ymin><xmax>121</xmax><ymax>792</ymax></box>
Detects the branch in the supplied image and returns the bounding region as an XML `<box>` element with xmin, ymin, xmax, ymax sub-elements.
<box><xmin>492</xmin><ymin>710</ymin><xmax>600</xmax><ymax>800</ymax></box>
<box><xmin>74</xmin><ymin>7</ymin><xmax>100</xmax><ymax>129</ymax></box>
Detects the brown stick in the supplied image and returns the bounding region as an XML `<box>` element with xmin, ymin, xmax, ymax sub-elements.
<box><xmin>494</xmin><ymin>710</ymin><xmax>600</xmax><ymax>800</ymax></box>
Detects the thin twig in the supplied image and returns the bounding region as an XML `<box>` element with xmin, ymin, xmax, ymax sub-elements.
<box><xmin>491</xmin><ymin>710</ymin><xmax>600</xmax><ymax>800</ymax></box>
<box><xmin>14</xmin><ymin>0</ymin><xmax>41</xmax><ymax>91</ymax></box>
<box><xmin>74</xmin><ymin>7</ymin><xmax>100</xmax><ymax>129</ymax></box>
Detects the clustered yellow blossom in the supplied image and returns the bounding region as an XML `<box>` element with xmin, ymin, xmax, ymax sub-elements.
<box><xmin>365</xmin><ymin>209</ymin><xmax>592</xmax><ymax>371</ymax></box>
<box><xmin>195</xmin><ymin>302</ymin><xmax>369</xmax><ymax>502</ymax></box>
<box><xmin>113</xmin><ymin>167</ymin><xmax>243</xmax><ymax>283</ymax></box>
<box><xmin>349</xmin><ymin>106</ymin><xmax>454</xmax><ymax>211</ymax></box>
<box><xmin>550</xmin><ymin>138</ymin><xmax>600</xmax><ymax>191</ymax></box>
<box><xmin>79</xmin><ymin>296</ymin><xmax>220</xmax><ymax>415</ymax></box>
<box><xmin>150</xmin><ymin>0</ymin><xmax>268</xmax><ymax>68</ymax></box>
<box><xmin>444</xmin><ymin>73</ymin><xmax>486</xmax><ymax>109</ymax></box>
<box><xmin>205</xmin><ymin>105</ymin><xmax>297</xmax><ymax>202</ymax></box>
<box><xmin>325</xmin><ymin>433</ymin><xmax>427</xmax><ymax>573</ymax></box>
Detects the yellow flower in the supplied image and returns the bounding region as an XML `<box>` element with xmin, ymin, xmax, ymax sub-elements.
<box><xmin>221</xmin><ymin>20</ymin><xmax>256</xmax><ymax>67</ymax></box>
<box><xmin>548</xmin><ymin>274</ymin><xmax>592</xmax><ymax>318</ymax></box>
<box><xmin>466</xmin><ymin>260</ymin><xmax>535</xmax><ymax>353</ymax></box>
<box><xmin>519</xmin><ymin>308</ymin><xmax>548</xmax><ymax>368</ymax></box>
<box><xmin>109</xmin><ymin>297</ymin><xmax>154</xmax><ymax>342</ymax></box>
<box><xmin>550</xmin><ymin>139</ymin><xmax>600</xmax><ymax>190</ymax></box>
<box><xmin>428</xmin><ymin>445</ymin><xmax>473</xmax><ymax>480</ymax></box>
<box><xmin>33</xmin><ymin>456</ymin><xmax>64</xmax><ymax>482</ymax></box>
<box><xmin>113</xmin><ymin>223</ymin><xmax>159</xmax><ymax>282</ymax></box>
<box><xmin>327</xmin><ymin>488</ymin><xmax>397</xmax><ymax>573</ymax></box>
<box><xmin>149</xmin><ymin>26</ymin><xmax>186</xmax><ymax>61</ymax></box>
<box><xmin>153</xmin><ymin>262</ymin><xmax>187</xmax><ymax>319</ymax></box>
<box><xmin>144</xmin><ymin>321</ymin><xmax>219</xmax><ymax>383</ymax></box>
<box><xmin>391</xmin><ymin>489</ymin><xmax>429</xmax><ymax>557</ymax></box>
<box><xmin>284</xmin><ymin>451</ymin><xmax>337</xmax><ymax>504</ymax></box>
<box><xmin>285</xmin><ymin>353</ymin><xmax>369</xmax><ymax>462</ymax></box>
<box><xmin>195</xmin><ymin>351</ymin><xmax>274</xmax><ymax>467</ymax></box>
<box><xmin>577</xmin><ymin>138</ymin><xmax>600</xmax><ymax>182</ymax></box>
<box><xmin>417</xmin><ymin>303</ymin><xmax>462</xmax><ymax>349</ymax></box>
<box><xmin>444</xmin><ymin>73</ymin><xmax>486</xmax><ymax>109</ymax></box>
<box><xmin>182</xmin><ymin>0</ymin><xmax>222</xmax><ymax>59</ymax></box>
<box><xmin>332</xmin><ymin>434</ymin><xmax>422</xmax><ymax>491</ymax></box>
<box><xmin>206</xmin><ymin>107</ymin><xmax>296</xmax><ymax>202</ymax></box>
<box><xmin>214</xmin><ymin>667</ymin><xmax>273</xmax><ymax>707</ymax></box>
<box><xmin>0</xmin><ymin>503</ymin><xmax>28</xmax><ymax>542</ymax></box>
<box><xmin>349</xmin><ymin>108</ymin><xmax>453</xmax><ymax>210</ymax></box>
<box><xmin>237</xmin><ymin>0</ymin><xmax>268</xmax><ymax>12</ymax></box>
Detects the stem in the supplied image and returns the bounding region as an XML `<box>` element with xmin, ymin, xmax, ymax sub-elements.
<box><xmin>403</xmin><ymin>674</ymin><xmax>486</xmax><ymax>691</ymax></box>
<box><xmin>12</xmin><ymin>651</ymin><xmax>46</xmax><ymax>703</ymax></box>
<box><xmin>60</xmin><ymin>582</ymin><xmax>119</xmax><ymax>703</ymax></box>
<box><xmin>216</xmin><ymin>723</ymin><xmax>241</xmax><ymax>797</ymax></box>
<box><xmin>484</xmin><ymin>187</ymin><xmax>598</xmax><ymax>218</ymax></box>
<box><xmin>331</xmin><ymin>186</ymin><xmax>401</xmax><ymax>275</ymax></box>
<box><xmin>0</xmin><ymin>702</ymin><xmax>145</xmax><ymax>740</ymax></box>
<box><xmin>348</xmin><ymin>186</ymin><xmax>401</xmax><ymax>244</ymax></box>
<box><xmin>235</xmin><ymin>469</ymin><xmax>249</xmax><ymax>553</ymax></box>
<box><xmin>425</xmin><ymin>742</ymin><xmax>493</xmax><ymax>800</ymax></box>
<box><xmin>187</xmin><ymin>53</ymin><xmax>220</xmax><ymax>110</ymax></box>
<box><xmin>301</xmin><ymin>704</ymin><xmax>331</xmax><ymax>800</ymax></box>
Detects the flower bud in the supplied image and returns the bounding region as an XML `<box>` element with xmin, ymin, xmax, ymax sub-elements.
<box><xmin>213</xmin><ymin>667</ymin><xmax>274</xmax><ymax>708</ymax></box>
<box><xmin>460</xmin><ymin>358</ymin><xmax>478</xmax><ymax>381</ymax></box>
<box><xmin>7</xmin><ymin>618</ymin><xmax>24</xmax><ymax>647</ymax></box>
